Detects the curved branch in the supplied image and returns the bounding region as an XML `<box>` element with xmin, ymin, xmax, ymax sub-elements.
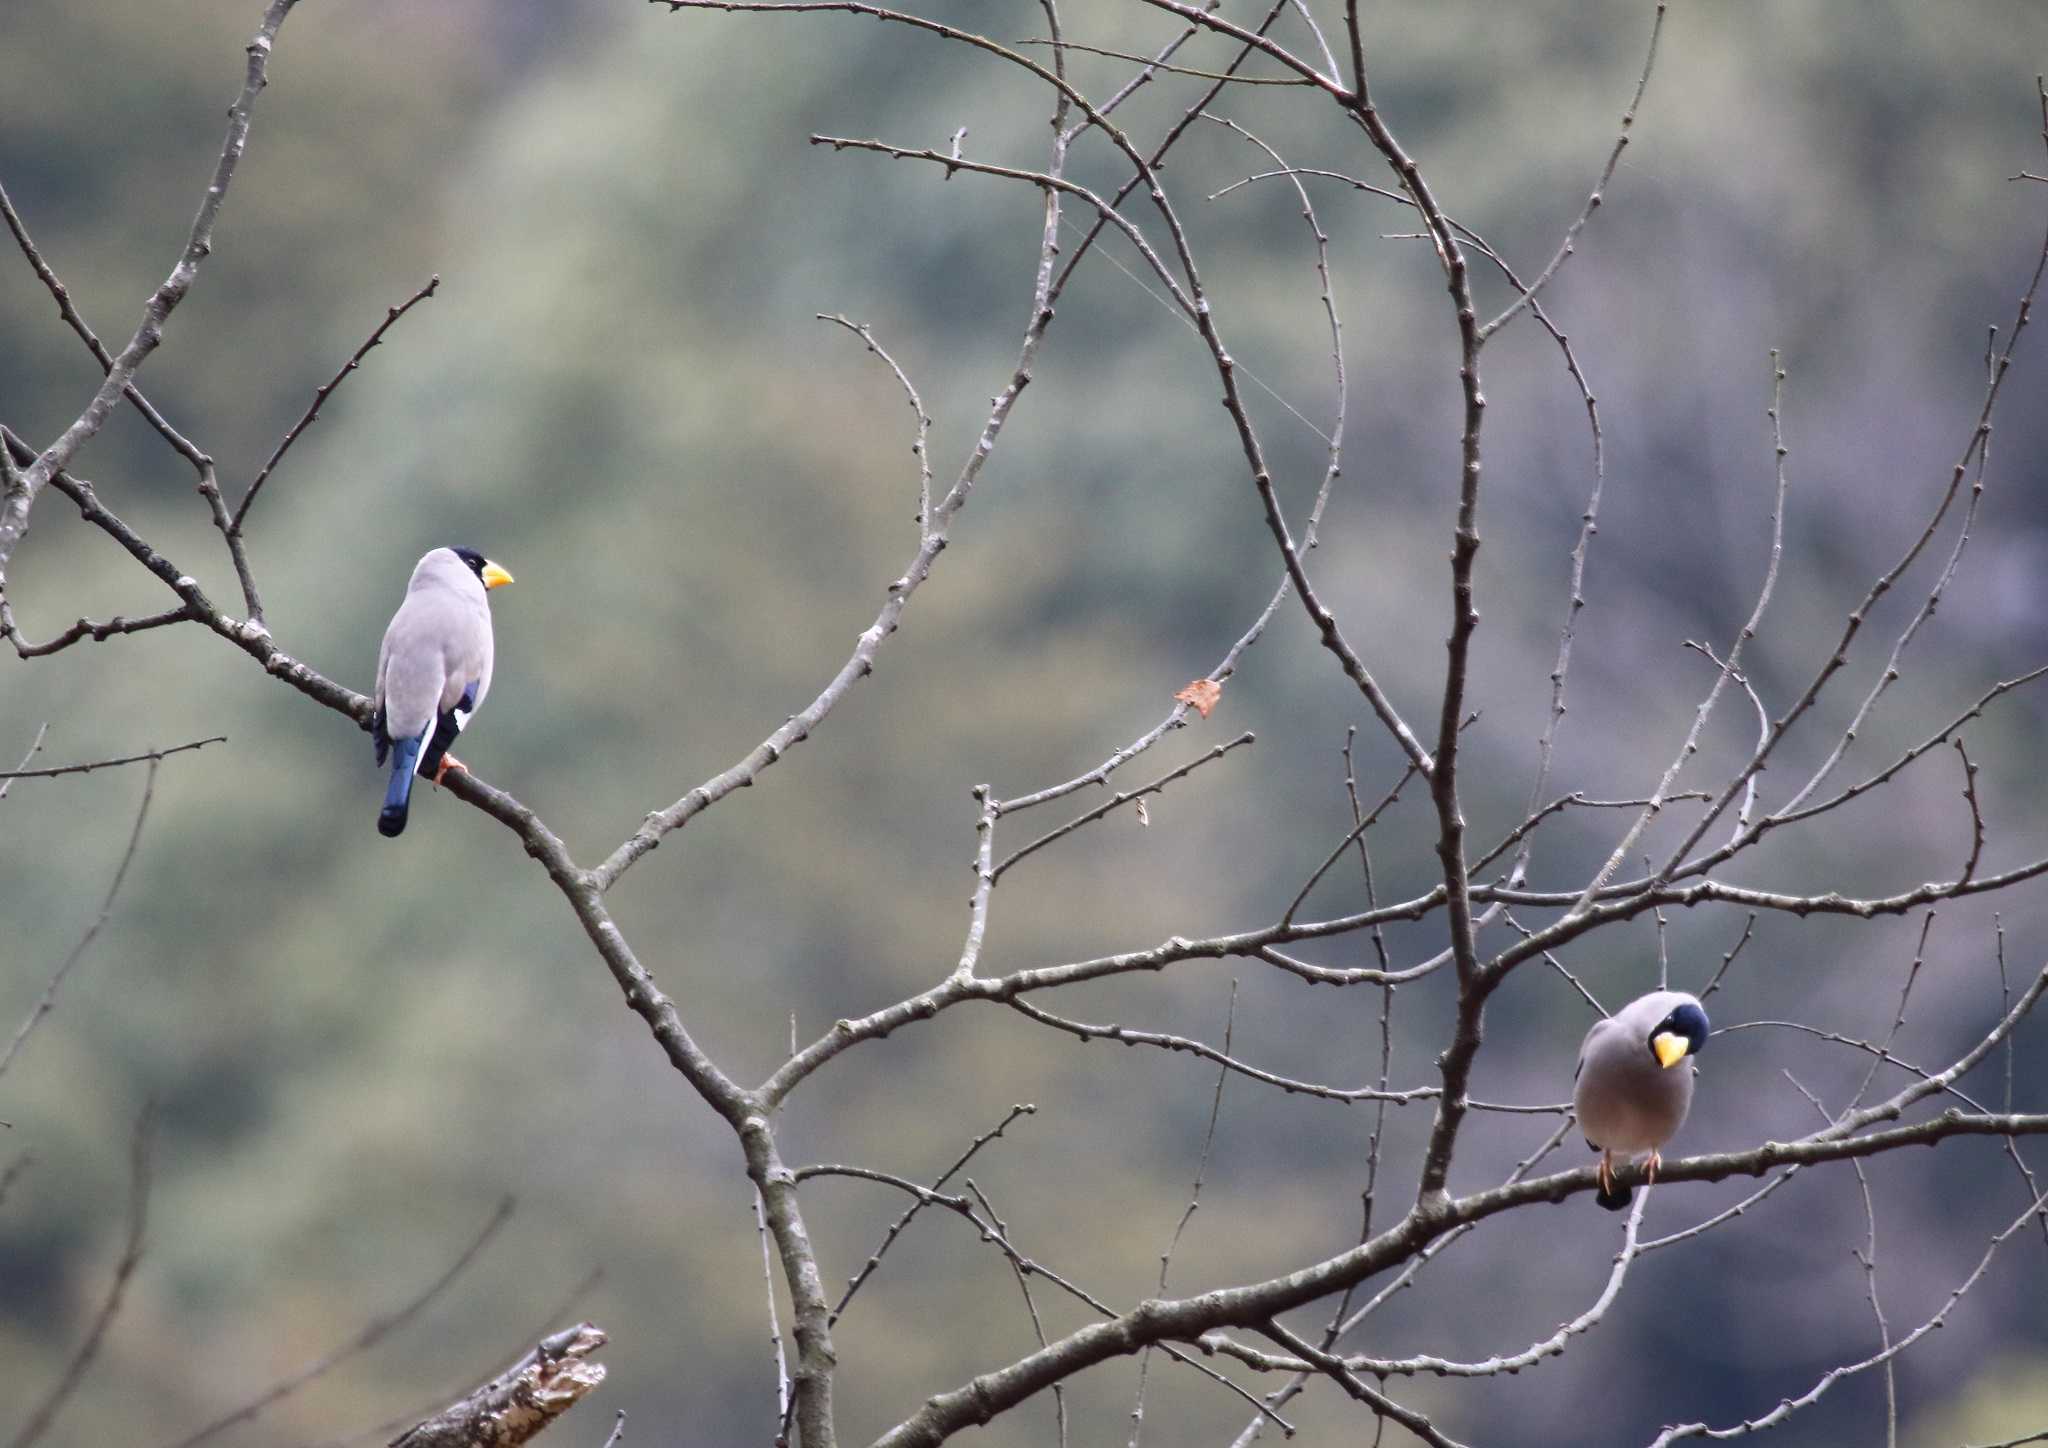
<box><xmin>231</xmin><ymin>274</ymin><xmax>440</xmax><ymax>539</ymax></box>
<box><xmin>0</xmin><ymin>762</ymin><xmax>160</xmax><ymax>1082</ymax></box>
<box><xmin>8</xmin><ymin>1106</ymin><xmax>153</xmax><ymax>1448</ymax></box>
<box><xmin>2</xmin><ymin>601</ymin><xmax>200</xmax><ymax>658</ymax></box>
<box><xmin>0</xmin><ymin>722</ymin><xmax>48</xmax><ymax>806</ymax></box>
<box><xmin>1646</xmin><ymin>1187</ymin><xmax>2048</xmax><ymax>1445</ymax></box>
<box><xmin>873</xmin><ymin>1112</ymin><xmax>2048</xmax><ymax>1448</ymax></box>
<box><xmin>1475</xmin><ymin>3</ymin><xmax>1668</xmax><ymax>339</ymax></box>
<box><xmin>0</xmin><ymin>0</ymin><xmax>300</xmax><ymax>581</ymax></box>
<box><xmin>0</xmin><ymin>735</ymin><xmax>224</xmax><ymax>781</ymax></box>
<box><xmin>1126</xmin><ymin>0</ymin><xmax>1349</xmax><ymax>93</ymax></box>
<box><xmin>1006</xmin><ymin>996</ymin><xmax>1564</xmax><ymax>1114</ymax></box>
<box><xmin>155</xmin><ymin>1198</ymin><xmax>515</xmax><ymax>1448</ymax></box>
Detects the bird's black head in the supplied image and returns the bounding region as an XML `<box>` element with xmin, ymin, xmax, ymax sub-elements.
<box><xmin>446</xmin><ymin>547</ymin><xmax>514</xmax><ymax>591</ymax></box>
<box><xmin>1648</xmin><ymin>998</ymin><xmax>1710</xmax><ymax>1068</ymax></box>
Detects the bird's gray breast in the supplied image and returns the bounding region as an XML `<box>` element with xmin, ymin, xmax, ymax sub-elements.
<box><xmin>1574</xmin><ymin>1030</ymin><xmax>1696</xmax><ymax>1155</ymax></box>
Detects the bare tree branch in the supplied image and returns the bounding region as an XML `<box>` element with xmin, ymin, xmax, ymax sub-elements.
<box><xmin>7</xmin><ymin>1104</ymin><xmax>153</xmax><ymax>1448</ymax></box>
<box><xmin>995</xmin><ymin>732</ymin><xmax>1253</xmax><ymax>881</ymax></box>
<box><xmin>1646</xmin><ymin>1189</ymin><xmax>2048</xmax><ymax>1445</ymax></box>
<box><xmin>3</xmin><ymin>600</ymin><xmax>200</xmax><ymax>659</ymax></box>
<box><xmin>0</xmin><ymin>0</ymin><xmax>302</xmax><ymax>581</ymax></box>
<box><xmin>1476</xmin><ymin>2</ymin><xmax>1668</xmax><ymax>338</ymax></box>
<box><xmin>0</xmin><ymin>761</ymin><xmax>160</xmax><ymax>1081</ymax></box>
<box><xmin>0</xmin><ymin>735</ymin><xmax>225</xmax><ymax>781</ymax></box>
<box><xmin>0</xmin><ymin>722</ymin><xmax>49</xmax><ymax>805</ymax></box>
<box><xmin>155</xmin><ymin>1197</ymin><xmax>515</xmax><ymax>1448</ymax></box>
<box><xmin>231</xmin><ymin>274</ymin><xmax>441</xmax><ymax>542</ymax></box>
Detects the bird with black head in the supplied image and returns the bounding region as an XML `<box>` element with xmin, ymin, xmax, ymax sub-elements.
<box><xmin>1573</xmin><ymin>990</ymin><xmax>1710</xmax><ymax>1210</ymax></box>
<box><xmin>371</xmin><ymin>546</ymin><xmax>514</xmax><ymax>837</ymax></box>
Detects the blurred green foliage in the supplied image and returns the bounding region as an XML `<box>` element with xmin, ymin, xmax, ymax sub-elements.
<box><xmin>5</xmin><ymin>2</ymin><xmax>2048</xmax><ymax>1444</ymax></box>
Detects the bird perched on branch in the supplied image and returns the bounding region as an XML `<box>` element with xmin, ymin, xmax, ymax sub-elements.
<box><xmin>1573</xmin><ymin>990</ymin><xmax>1710</xmax><ymax>1210</ymax></box>
<box><xmin>372</xmin><ymin>546</ymin><xmax>513</xmax><ymax>837</ymax></box>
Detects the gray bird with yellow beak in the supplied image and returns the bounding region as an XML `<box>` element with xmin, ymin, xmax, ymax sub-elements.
<box><xmin>1573</xmin><ymin>989</ymin><xmax>1709</xmax><ymax>1210</ymax></box>
<box><xmin>371</xmin><ymin>546</ymin><xmax>514</xmax><ymax>837</ymax></box>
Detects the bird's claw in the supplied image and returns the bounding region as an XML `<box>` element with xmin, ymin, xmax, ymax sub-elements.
<box><xmin>432</xmin><ymin>754</ymin><xmax>469</xmax><ymax>787</ymax></box>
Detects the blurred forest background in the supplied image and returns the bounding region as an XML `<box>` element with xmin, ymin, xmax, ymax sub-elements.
<box><xmin>6</xmin><ymin>1</ymin><xmax>2048</xmax><ymax>1443</ymax></box>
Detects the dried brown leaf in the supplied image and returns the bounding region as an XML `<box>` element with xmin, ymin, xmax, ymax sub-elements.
<box><xmin>1174</xmin><ymin>678</ymin><xmax>1223</xmax><ymax>719</ymax></box>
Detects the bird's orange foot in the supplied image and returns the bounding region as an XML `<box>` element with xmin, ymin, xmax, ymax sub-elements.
<box><xmin>1645</xmin><ymin>1149</ymin><xmax>1664</xmax><ymax>1187</ymax></box>
<box><xmin>432</xmin><ymin>754</ymin><xmax>469</xmax><ymax>787</ymax></box>
<box><xmin>1598</xmin><ymin>1153</ymin><xmax>1615</xmax><ymax>1198</ymax></box>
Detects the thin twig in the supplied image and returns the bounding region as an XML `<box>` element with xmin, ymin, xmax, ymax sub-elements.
<box><xmin>1476</xmin><ymin>3</ymin><xmax>1667</xmax><ymax>339</ymax></box>
<box><xmin>969</xmin><ymin>1180</ymin><xmax>1067</xmax><ymax>1448</ymax></box>
<box><xmin>957</xmin><ymin>1177</ymin><xmax>1293</xmax><ymax>1435</ymax></box>
<box><xmin>303</xmin><ymin>1269</ymin><xmax>605</xmax><ymax>1448</ymax></box>
<box><xmin>0</xmin><ymin>735</ymin><xmax>225</xmax><ymax>781</ymax></box>
<box><xmin>157</xmin><ymin>1197</ymin><xmax>516</xmax><ymax>1448</ymax></box>
<box><xmin>994</xmin><ymin>733</ymin><xmax>1254</xmax><ymax>878</ymax></box>
<box><xmin>0</xmin><ymin>760</ymin><xmax>160</xmax><ymax>1081</ymax></box>
<box><xmin>1992</xmin><ymin>918</ymin><xmax>2048</xmax><ymax>1247</ymax></box>
<box><xmin>1648</xmin><ymin>1190</ymin><xmax>2048</xmax><ymax>1445</ymax></box>
<box><xmin>816</xmin><ymin>314</ymin><xmax>932</xmax><ymax>536</ymax></box>
<box><xmin>823</xmin><ymin>1104</ymin><xmax>1035</xmax><ymax>1327</ymax></box>
<box><xmin>1211</xmin><ymin>1190</ymin><xmax>1649</xmax><ymax>1379</ymax></box>
<box><xmin>1016</xmin><ymin>36</ymin><xmax>1309</xmax><ymax>84</ymax></box>
<box><xmin>0</xmin><ymin>0</ymin><xmax>303</xmax><ymax>587</ymax></box>
<box><xmin>3</xmin><ymin>601</ymin><xmax>200</xmax><ymax>659</ymax></box>
<box><xmin>989</xmin><ymin>2</ymin><xmax>1347</xmax><ymax>823</ymax></box>
<box><xmin>1503</xmin><ymin>911</ymin><xmax>1605</xmax><ymax>1016</ymax></box>
<box><xmin>1058</xmin><ymin>0</ymin><xmax>1223</xmax><ymax>145</ymax></box>
<box><xmin>1657</xmin><ymin>195</ymin><xmax>2048</xmax><ymax>883</ymax></box>
<box><xmin>0</xmin><ymin>722</ymin><xmax>48</xmax><ymax>804</ymax></box>
<box><xmin>1636</xmin><ymin>1168</ymin><xmax>1806</xmax><ymax>1254</ymax></box>
<box><xmin>1227</xmin><ymin>1120</ymin><xmax>1576</xmax><ymax>1447</ymax></box>
<box><xmin>1849</xmin><ymin>914</ymin><xmax>1935</xmax><ymax>1110</ymax></box>
<box><xmin>1681</xmin><ymin>640</ymin><xmax>1768</xmax><ymax>843</ymax></box>
<box><xmin>1282</xmin><ymin>754</ymin><xmax>1425</xmax><ymax>926</ymax></box>
<box><xmin>1695</xmin><ymin>914</ymin><xmax>1758</xmax><ymax>1003</ymax></box>
<box><xmin>8</xmin><ymin>1103</ymin><xmax>154</xmax><ymax>1448</ymax></box>
<box><xmin>1768</xmin><ymin>667</ymin><xmax>2048</xmax><ymax>834</ymax></box>
<box><xmin>0</xmin><ymin>182</ymin><xmax>210</xmax><ymax>472</ymax></box>
<box><xmin>1008</xmin><ymin>995</ymin><xmax>1563</xmax><ymax>1112</ymax></box>
<box><xmin>1574</xmin><ymin>352</ymin><xmax>1792</xmax><ymax>915</ymax></box>
<box><xmin>601</xmin><ymin>0</ymin><xmax>1127</xmax><ymax>895</ymax></box>
<box><xmin>1130</xmin><ymin>984</ymin><xmax>1235</xmax><ymax>1447</ymax></box>
<box><xmin>1789</xmin><ymin>1077</ymin><xmax>1896</xmax><ymax>1448</ymax></box>
<box><xmin>1955</xmin><ymin>738</ymin><xmax>1986</xmax><ymax>883</ymax></box>
<box><xmin>1252</xmin><ymin>1319</ymin><xmax>1469</xmax><ymax>1448</ymax></box>
<box><xmin>752</xmin><ymin>1188</ymin><xmax>790</xmax><ymax>1440</ymax></box>
<box><xmin>232</xmin><ymin>274</ymin><xmax>440</xmax><ymax>536</ymax></box>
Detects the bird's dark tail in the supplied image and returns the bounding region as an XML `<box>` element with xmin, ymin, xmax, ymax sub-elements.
<box><xmin>1596</xmin><ymin>1182</ymin><xmax>1633</xmax><ymax>1211</ymax></box>
<box><xmin>378</xmin><ymin>736</ymin><xmax>422</xmax><ymax>837</ymax></box>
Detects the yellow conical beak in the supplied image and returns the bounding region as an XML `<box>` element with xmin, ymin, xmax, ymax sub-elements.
<box><xmin>480</xmin><ymin>561</ymin><xmax>515</xmax><ymax>589</ymax></box>
<box><xmin>1652</xmin><ymin>1031</ymin><xmax>1690</xmax><ymax>1069</ymax></box>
